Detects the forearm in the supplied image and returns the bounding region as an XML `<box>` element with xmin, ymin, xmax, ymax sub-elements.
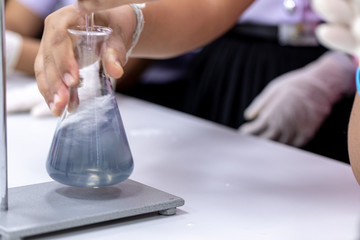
<box><xmin>5</xmin><ymin>0</ymin><xmax>44</xmax><ymax>37</ymax></box>
<box><xmin>14</xmin><ymin>37</ymin><xmax>40</xmax><ymax>75</ymax></box>
<box><xmin>348</xmin><ymin>94</ymin><xmax>360</xmax><ymax>184</ymax></box>
<box><xmin>132</xmin><ymin>0</ymin><xmax>254</xmax><ymax>58</ymax></box>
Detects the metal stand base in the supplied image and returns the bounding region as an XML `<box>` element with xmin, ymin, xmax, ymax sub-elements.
<box><xmin>0</xmin><ymin>179</ymin><xmax>184</xmax><ymax>240</ymax></box>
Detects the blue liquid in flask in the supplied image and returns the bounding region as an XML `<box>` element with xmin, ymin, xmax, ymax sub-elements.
<box><xmin>46</xmin><ymin>25</ymin><xmax>133</xmax><ymax>188</ymax></box>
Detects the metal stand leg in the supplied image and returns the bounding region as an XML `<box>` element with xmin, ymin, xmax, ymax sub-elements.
<box><xmin>0</xmin><ymin>0</ymin><xmax>8</xmax><ymax>213</ymax></box>
<box><xmin>158</xmin><ymin>207</ymin><xmax>177</xmax><ymax>216</ymax></box>
<box><xmin>1</xmin><ymin>234</ymin><xmax>21</xmax><ymax>240</ymax></box>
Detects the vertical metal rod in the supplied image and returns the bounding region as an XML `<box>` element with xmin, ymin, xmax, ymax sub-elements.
<box><xmin>0</xmin><ymin>0</ymin><xmax>8</xmax><ymax>211</ymax></box>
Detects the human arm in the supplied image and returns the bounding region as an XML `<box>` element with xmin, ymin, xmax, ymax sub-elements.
<box><xmin>5</xmin><ymin>0</ymin><xmax>44</xmax><ymax>37</ymax></box>
<box><xmin>348</xmin><ymin>94</ymin><xmax>360</xmax><ymax>184</ymax></box>
<box><xmin>5</xmin><ymin>0</ymin><xmax>45</xmax><ymax>75</ymax></box>
<box><xmin>133</xmin><ymin>1</ymin><xmax>253</xmax><ymax>58</ymax></box>
<box><xmin>35</xmin><ymin>0</ymin><xmax>254</xmax><ymax>116</ymax></box>
<box><xmin>76</xmin><ymin>0</ymin><xmax>156</xmax><ymax>13</ymax></box>
<box><xmin>12</xmin><ymin>35</ymin><xmax>39</xmax><ymax>75</ymax></box>
<box><xmin>76</xmin><ymin>0</ymin><xmax>251</xmax><ymax>57</ymax></box>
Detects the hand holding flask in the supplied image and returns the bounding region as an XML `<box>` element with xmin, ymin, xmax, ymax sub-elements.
<box><xmin>46</xmin><ymin>25</ymin><xmax>134</xmax><ymax>188</ymax></box>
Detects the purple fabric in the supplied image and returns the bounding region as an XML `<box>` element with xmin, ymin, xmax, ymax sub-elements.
<box><xmin>17</xmin><ymin>0</ymin><xmax>75</xmax><ymax>19</ymax></box>
<box><xmin>239</xmin><ymin>0</ymin><xmax>321</xmax><ymax>25</ymax></box>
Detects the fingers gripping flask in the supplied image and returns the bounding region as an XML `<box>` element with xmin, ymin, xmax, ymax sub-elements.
<box><xmin>46</xmin><ymin>25</ymin><xmax>134</xmax><ymax>188</ymax></box>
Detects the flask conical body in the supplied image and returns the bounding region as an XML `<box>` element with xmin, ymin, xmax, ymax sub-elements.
<box><xmin>46</xmin><ymin>26</ymin><xmax>133</xmax><ymax>188</ymax></box>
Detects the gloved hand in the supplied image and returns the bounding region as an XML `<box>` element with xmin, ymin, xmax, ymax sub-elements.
<box><xmin>5</xmin><ymin>30</ymin><xmax>23</xmax><ymax>75</ymax></box>
<box><xmin>7</xmin><ymin>81</ymin><xmax>52</xmax><ymax>117</ymax></box>
<box><xmin>239</xmin><ymin>51</ymin><xmax>356</xmax><ymax>147</ymax></box>
<box><xmin>312</xmin><ymin>0</ymin><xmax>360</xmax><ymax>58</ymax></box>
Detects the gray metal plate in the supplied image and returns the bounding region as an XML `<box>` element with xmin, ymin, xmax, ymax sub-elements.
<box><xmin>0</xmin><ymin>179</ymin><xmax>184</xmax><ymax>239</ymax></box>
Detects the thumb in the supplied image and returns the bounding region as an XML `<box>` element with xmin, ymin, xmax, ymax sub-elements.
<box><xmin>244</xmin><ymin>81</ymin><xmax>281</xmax><ymax>120</ymax></box>
<box><xmin>103</xmin><ymin>48</ymin><xmax>124</xmax><ymax>79</ymax></box>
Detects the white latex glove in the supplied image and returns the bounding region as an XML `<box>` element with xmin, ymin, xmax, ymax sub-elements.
<box><xmin>5</xmin><ymin>30</ymin><xmax>23</xmax><ymax>75</ymax></box>
<box><xmin>312</xmin><ymin>0</ymin><xmax>360</xmax><ymax>58</ymax></box>
<box><xmin>7</xmin><ymin>81</ymin><xmax>52</xmax><ymax>117</ymax></box>
<box><xmin>239</xmin><ymin>51</ymin><xmax>356</xmax><ymax>147</ymax></box>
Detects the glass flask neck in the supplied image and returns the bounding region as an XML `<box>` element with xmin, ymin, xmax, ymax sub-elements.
<box><xmin>64</xmin><ymin>25</ymin><xmax>113</xmax><ymax>117</ymax></box>
<box><xmin>68</xmin><ymin>25</ymin><xmax>112</xmax><ymax>68</ymax></box>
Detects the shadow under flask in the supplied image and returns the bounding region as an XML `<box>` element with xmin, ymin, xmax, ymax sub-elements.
<box><xmin>46</xmin><ymin>25</ymin><xmax>134</xmax><ymax>188</ymax></box>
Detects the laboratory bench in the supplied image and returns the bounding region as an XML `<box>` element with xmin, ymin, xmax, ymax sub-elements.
<box><xmin>5</xmin><ymin>91</ymin><xmax>360</xmax><ymax>239</ymax></box>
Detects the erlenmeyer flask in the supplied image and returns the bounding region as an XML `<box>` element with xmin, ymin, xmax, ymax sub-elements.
<box><xmin>46</xmin><ymin>25</ymin><xmax>134</xmax><ymax>188</ymax></box>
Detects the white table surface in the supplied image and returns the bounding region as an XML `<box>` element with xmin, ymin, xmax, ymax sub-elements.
<box><xmin>5</xmin><ymin>93</ymin><xmax>360</xmax><ymax>240</ymax></box>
